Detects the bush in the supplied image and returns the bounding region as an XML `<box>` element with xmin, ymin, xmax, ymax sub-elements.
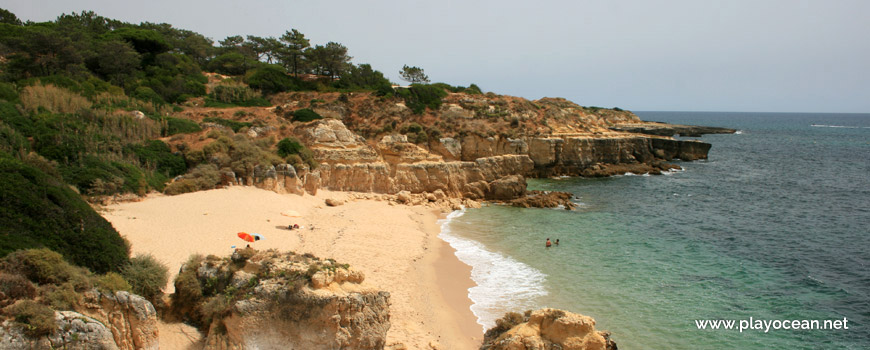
<box><xmin>5</xmin><ymin>300</ymin><xmax>57</xmax><ymax>337</ymax></box>
<box><xmin>164</xmin><ymin>163</ymin><xmax>221</xmax><ymax>195</ymax></box>
<box><xmin>245</xmin><ymin>64</ymin><xmax>298</xmax><ymax>94</ymax></box>
<box><xmin>276</xmin><ymin>138</ymin><xmax>304</xmax><ymax>157</ymax></box>
<box><xmin>291</xmin><ymin>108</ymin><xmax>322</xmax><ymax>122</ymax></box>
<box><xmin>202</xmin><ymin>117</ymin><xmax>251</xmax><ymax>132</ymax></box>
<box><xmin>121</xmin><ymin>254</ymin><xmax>168</xmax><ymax>303</ymax></box>
<box><xmin>46</xmin><ymin>282</ymin><xmax>79</xmax><ymax>310</ymax></box>
<box><xmin>0</xmin><ymin>157</ymin><xmax>130</xmax><ymax>274</ymax></box>
<box><xmin>163</xmin><ymin>116</ymin><xmax>202</xmax><ymax>135</ymax></box>
<box><xmin>395</xmin><ymin>84</ymin><xmax>447</xmax><ymax>114</ymax></box>
<box><xmin>96</xmin><ymin>272</ymin><xmax>132</xmax><ymax>293</ymax></box>
<box><xmin>132</xmin><ymin>86</ymin><xmax>165</xmax><ymax>104</ymax></box>
<box><xmin>1</xmin><ymin>249</ymin><xmax>78</xmax><ymax>285</ymax></box>
<box><xmin>0</xmin><ymin>273</ymin><xmax>37</xmax><ymax>304</ymax></box>
<box><xmin>171</xmin><ymin>255</ymin><xmax>204</xmax><ymax>323</ymax></box>
<box><xmin>127</xmin><ymin>140</ymin><xmax>187</xmax><ymax>177</ymax></box>
<box><xmin>206</xmin><ymin>81</ymin><xmax>271</xmax><ymax>107</ymax></box>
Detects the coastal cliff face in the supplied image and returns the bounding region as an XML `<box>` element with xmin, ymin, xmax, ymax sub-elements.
<box><xmin>173</xmin><ymin>250</ymin><xmax>390</xmax><ymax>350</ymax></box>
<box><xmin>179</xmin><ymin>91</ymin><xmax>725</xmax><ymax>202</ymax></box>
<box><xmin>481</xmin><ymin>309</ymin><xmax>617</xmax><ymax>350</ymax></box>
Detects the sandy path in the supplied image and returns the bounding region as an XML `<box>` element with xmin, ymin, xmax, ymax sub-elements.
<box><xmin>102</xmin><ymin>186</ymin><xmax>481</xmax><ymax>349</ymax></box>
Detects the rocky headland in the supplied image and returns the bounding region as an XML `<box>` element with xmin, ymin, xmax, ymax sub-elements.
<box><xmin>170</xmin><ymin>91</ymin><xmax>732</xmax><ymax>209</ymax></box>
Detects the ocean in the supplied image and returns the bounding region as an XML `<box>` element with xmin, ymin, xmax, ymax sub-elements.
<box><xmin>439</xmin><ymin>112</ymin><xmax>870</xmax><ymax>349</ymax></box>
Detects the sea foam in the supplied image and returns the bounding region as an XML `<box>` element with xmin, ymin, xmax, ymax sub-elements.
<box><xmin>438</xmin><ymin>208</ymin><xmax>548</xmax><ymax>332</ymax></box>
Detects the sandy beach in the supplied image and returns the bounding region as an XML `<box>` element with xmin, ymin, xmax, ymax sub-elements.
<box><xmin>102</xmin><ymin>186</ymin><xmax>481</xmax><ymax>349</ymax></box>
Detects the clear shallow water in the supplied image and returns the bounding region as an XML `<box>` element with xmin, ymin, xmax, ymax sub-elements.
<box><xmin>441</xmin><ymin>112</ymin><xmax>870</xmax><ymax>349</ymax></box>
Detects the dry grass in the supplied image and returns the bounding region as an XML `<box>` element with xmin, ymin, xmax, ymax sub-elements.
<box><xmin>19</xmin><ymin>84</ymin><xmax>92</xmax><ymax>115</ymax></box>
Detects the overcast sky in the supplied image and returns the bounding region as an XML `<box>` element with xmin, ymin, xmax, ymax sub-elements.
<box><xmin>6</xmin><ymin>0</ymin><xmax>870</xmax><ymax>113</ymax></box>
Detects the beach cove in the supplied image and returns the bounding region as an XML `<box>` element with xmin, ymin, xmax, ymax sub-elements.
<box><xmin>102</xmin><ymin>186</ymin><xmax>481</xmax><ymax>349</ymax></box>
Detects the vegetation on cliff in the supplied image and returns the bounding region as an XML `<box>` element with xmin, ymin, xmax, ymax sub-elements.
<box><xmin>0</xmin><ymin>154</ymin><xmax>129</xmax><ymax>273</ymax></box>
<box><xmin>170</xmin><ymin>249</ymin><xmax>354</xmax><ymax>333</ymax></box>
<box><xmin>0</xmin><ymin>248</ymin><xmax>167</xmax><ymax>336</ymax></box>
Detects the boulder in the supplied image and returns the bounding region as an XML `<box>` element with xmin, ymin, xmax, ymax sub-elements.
<box><xmin>486</xmin><ymin>175</ymin><xmax>526</xmax><ymax>200</ymax></box>
<box><xmin>481</xmin><ymin>308</ymin><xmax>616</xmax><ymax>350</ymax></box>
<box><xmin>325</xmin><ymin>198</ymin><xmax>344</xmax><ymax>207</ymax></box>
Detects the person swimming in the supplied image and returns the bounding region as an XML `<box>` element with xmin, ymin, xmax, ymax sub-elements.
<box><xmin>546</xmin><ymin>238</ymin><xmax>552</xmax><ymax>248</ymax></box>
<box><xmin>555</xmin><ymin>239</ymin><xmax>560</xmax><ymax>246</ymax></box>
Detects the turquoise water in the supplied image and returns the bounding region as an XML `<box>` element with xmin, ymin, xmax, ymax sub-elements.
<box><xmin>441</xmin><ymin>112</ymin><xmax>870</xmax><ymax>349</ymax></box>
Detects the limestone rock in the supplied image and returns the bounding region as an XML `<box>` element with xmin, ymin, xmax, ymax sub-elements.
<box><xmin>0</xmin><ymin>311</ymin><xmax>119</xmax><ymax>350</ymax></box>
<box><xmin>131</xmin><ymin>110</ymin><xmax>146</xmax><ymax>120</ymax></box>
<box><xmin>481</xmin><ymin>308</ymin><xmax>616</xmax><ymax>350</ymax></box>
<box><xmin>509</xmin><ymin>191</ymin><xmax>576</xmax><ymax>210</ymax></box>
<box><xmin>486</xmin><ymin>175</ymin><xmax>526</xmax><ymax>201</ymax></box>
<box><xmin>178</xmin><ymin>250</ymin><xmax>388</xmax><ymax>350</ymax></box>
<box><xmin>325</xmin><ymin>198</ymin><xmax>344</xmax><ymax>206</ymax></box>
<box><xmin>78</xmin><ymin>290</ymin><xmax>159</xmax><ymax>350</ymax></box>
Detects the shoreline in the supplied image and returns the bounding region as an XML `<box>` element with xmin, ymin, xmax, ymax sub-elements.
<box><xmin>101</xmin><ymin>186</ymin><xmax>481</xmax><ymax>349</ymax></box>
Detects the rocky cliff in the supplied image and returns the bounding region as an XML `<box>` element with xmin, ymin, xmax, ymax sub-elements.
<box><xmin>172</xmin><ymin>249</ymin><xmax>390</xmax><ymax>350</ymax></box>
<box><xmin>177</xmin><ymin>90</ymin><xmax>726</xmax><ymax>202</ymax></box>
<box><xmin>481</xmin><ymin>309</ymin><xmax>617</xmax><ymax>350</ymax></box>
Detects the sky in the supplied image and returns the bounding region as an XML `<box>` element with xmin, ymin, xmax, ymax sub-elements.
<box><xmin>6</xmin><ymin>0</ymin><xmax>870</xmax><ymax>113</ymax></box>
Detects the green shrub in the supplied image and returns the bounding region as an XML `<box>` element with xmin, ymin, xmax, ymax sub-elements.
<box><xmin>121</xmin><ymin>254</ymin><xmax>168</xmax><ymax>303</ymax></box>
<box><xmin>1</xmin><ymin>249</ymin><xmax>77</xmax><ymax>285</ymax></box>
<box><xmin>5</xmin><ymin>300</ymin><xmax>57</xmax><ymax>337</ymax></box>
<box><xmin>0</xmin><ymin>157</ymin><xmax>130</xmax><ymax>274</ymax></box>
<box><xmin>395</xmin><ymin>84</ymin><xmax>448</xmax><ymax>114</ymax></box>
<box><xmin>276</xmin><ymin>138</ymin><xmax>304</xmax><ymax>157</ymax></box>
<box><xmin>0</xmin><ymin>82</ymin><xmax>18</xmax><ymax>102</ymax></box>
<box><xmin>132</xmin><ymin>86</ymin><xmax>165</xmax><ymax>104</ymax></box>
<box><xmin>163</xmin><ymin>116</ymin><xmax>202</xmax><ymax>135</ymax></box>
<box><xmin>127</xmin><ymin>140</ymin><xmax>187</xmax><ymax>177</ymax></box>
<box><xmin>46</xmin><ymin>282</ymin><xmax>79</xmax><ymax>310</ymax></box>
<box><xmin>245</xmin><ymin>64</ymin><xmax>298</xmax><ymax>94</ymax></box>
<box><xmin>171</xmin><ymin>255</ymin><xmax>204</xmax><ymax>323</ymax></box>
<box><xmin>96</xmin><ymin>272</ymin><xmax>132</xmax><ymax>293</ymax></box>
<box><xmin>291</xmin><ymin>108</ymin><xmax>322</xmax><ymax>122</ymax></box>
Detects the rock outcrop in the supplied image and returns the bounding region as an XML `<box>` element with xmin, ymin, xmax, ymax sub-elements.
<box><xmin>0</xmin><ymin>291</ymin><xmax>159</xmax><ymax>350</ymax></box>
<box><xmin>509</xmin><ymin>191</ymin><xmax>576</xmax><ymax>210</ymax></box>
<box><xmin>0</xmin><ymin>311</ymin><xmax>119</xmax><ymax>350</ymax></box>
<box><xmin>481</xmin><ymin>309</ymin><xmax>617</xmax><ymax>350</ymax></box>
<box><xmin>174</xmin><ymin>250</ymin><xmax>390</xmax><ymax>350</ymax></box>
<box><xmin>182</xmin><ymin>92</ymin><xmax>728</xmax><ymax>203</ymax></box>
<box><xmin>292</xmin><ymin>119</ymin><xmax>712</xmax><ymax>200</ymax></box>
<box><xmin>78</xmin><ymin>291</ymin><xmax>159</xmax><ymax>350</ymax></box>
<box><xmin>610</xmin><ymin>122</ymin><xmax>737</xmax><ymax>137</ymax></box>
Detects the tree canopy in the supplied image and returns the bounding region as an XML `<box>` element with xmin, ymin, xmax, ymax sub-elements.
<box><xmin>400</xmin><ymin>65</ymin><xmax>430</xmax><ymax>84</ymax></box>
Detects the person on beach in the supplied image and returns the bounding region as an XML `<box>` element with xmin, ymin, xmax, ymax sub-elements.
<box><xmin>546</xmin><ymin>238</ymin><xmax>552</xmax><ymax>248</ymax></box>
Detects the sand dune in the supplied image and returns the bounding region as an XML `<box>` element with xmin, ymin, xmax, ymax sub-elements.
<box><xmin>102</xmin><ymin>186</ymin><xmax>480</xmax><ymax>349</ymax></box>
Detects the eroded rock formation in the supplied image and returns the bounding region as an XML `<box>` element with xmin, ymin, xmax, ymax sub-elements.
<box><xmin>0</xmin><ymin>291</ymin><xmax>159</xmax><ymax>350</ymax></box>
<box><xmin>481</xmin><ymin>308</ymin><xmax>617</xmax><ymax>350</ymax></box>
<box><xmin>187</xmin><ymin>91</ymin><xmax>728</xmax><ymax>205</ymax></box>
<box><xmin>174</xmin><ymin>250</ymin><xmax>390</xmax><ymax>350</ymax></box>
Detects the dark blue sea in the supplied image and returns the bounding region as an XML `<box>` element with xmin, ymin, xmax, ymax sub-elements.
<box><xmin>440</xmin><ymin>112</ymin><xmax>870</xmax><ymax>349</ymax></box>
